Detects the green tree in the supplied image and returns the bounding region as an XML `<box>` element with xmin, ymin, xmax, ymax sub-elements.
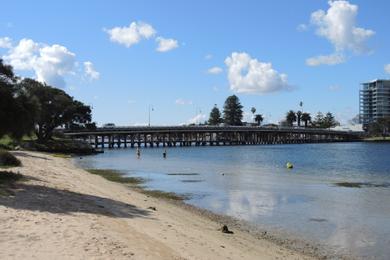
<box><xmin>21</xmin><ymin>79</ymin><xmax>92</xmax><ymax>142</ymax></box>
<box><xmin>312</xmin><ymin>112</ymin><xmax>324</xmax><ymax>128</ymax></box>
<box><xmin>223</xmin><ymin>95</ymin><xmax>243</xmax><ymax>126</ymax></box>
<box><xmin>251</xmin><ymin>107</ymin><xmax>256</xmax><ymax>122</ymax></box>
<box><xmin>286</xmin><ymin>110</ymin><xmax>297</xmax><ymax>127</ymax></box>
<box><xmin>301</xmin><ymin>112</ymin><xmax>311</xmax><ymax>127</ymax></box>
<box><xmin>208</xmin><ymin>104</ymin><xmax>223</xmax><ymax>125</ymax></box>
<box><xmin>296</xmin><ymin>111</ymin><xmax>302</xmax><ymax>127</ymax></box>
<box><xmin>0</xmin><ymin>59</ymin><xmax>37</xmax><ymax>139</ymax></box>
<box><xmin>368</xmin><ymin>117</ymin><xmax>390</xmax><ymax>136</ymax></box>
<box><xmin>322</xmin><ymin>112</ymin><xmax>340</xmax><ymax>129</ymax></box>
<box><xmin>254</xmin><ymin>114</ymin><xmax>263</xmax><ymax>126</ymax></box>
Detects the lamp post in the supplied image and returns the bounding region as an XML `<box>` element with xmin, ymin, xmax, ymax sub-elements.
<box><xmin>148</xmin><ymin>105</ymin><xmax>154</xmax><ymax>127</ymax></box>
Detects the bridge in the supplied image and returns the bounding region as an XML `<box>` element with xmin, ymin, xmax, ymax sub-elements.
<box><xmin>63</xmin><ymin>126</ymin><xmax>363</xmax><ymax>149</ymax></box>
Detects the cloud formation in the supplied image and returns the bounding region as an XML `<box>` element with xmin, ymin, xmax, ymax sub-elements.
<box><xmin>105</xmin><ymin>21</ymin><xmax>178</xmax><ymax>52</ymax></box>
<box><xmin>207</xmin><ymin>66</ymin><xmax>223</xmax><ymax>75</ymax></box>
<box><xmin>175</xmin><ymin>98</ymin><xmax>193</xmax><ymax>105</ymax></box>
<box><xmin>385</xmin><ymin>64</ymin><xmax>390</xmax><ymax>74</ymax></box>
<box><xmin>224</xmin><ymin>52</ymin><xmax>290</xmax><ymax>94</ymax></box>
<box><xmin>2</xmin><ymin>38</ymin><xmax>98</xmax><ymax>88</ymax></box>
<box><xmin>105</xmin><ymin>21</ymin><xmax>156</xmax><ymax>48</ymax></box>
<box><xmin>156</xmin><ymin>37</ymin><xmax>178</xmax><ymax>52</ymax></box>
<box><xmin>187</xmin><ymin>113</ymin><xmax>206</xmax><ymax>125</ymax></box>
<box><xmin>83</xmin><ymin>61</ymin><xmax>100</xmax><ymax>80</ymax></box>
<box><xmin>306</xmin><ymin>53</ymin><xmax>346</xmax><ymax>66</ymax></box>
<box><xmin>306</xmin><ymin>0</ymin><xmax>374</xmax><ymax>66</ymax></box>
<box><xmin>0</xmin><ymin>37</ymin><xmax>12</xmax><ymax>48</ymax></box>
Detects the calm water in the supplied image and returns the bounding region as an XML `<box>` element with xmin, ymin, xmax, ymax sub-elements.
<box><xmin>74</xmin><ymin>142</ymin><xmax>390</xmax><ymax>259</ymax></box>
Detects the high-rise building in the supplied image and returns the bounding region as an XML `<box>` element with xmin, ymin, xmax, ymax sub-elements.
<box><xmin>359</xmin><ymin>79</ymin><xmax>390</xmax><ymax>129</ymax></box>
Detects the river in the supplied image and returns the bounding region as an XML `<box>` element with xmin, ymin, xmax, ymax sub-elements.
<box><xmin>74</xmin><ymin>142</ymin><xmax>390</xmax><ymax>259</ymax></box>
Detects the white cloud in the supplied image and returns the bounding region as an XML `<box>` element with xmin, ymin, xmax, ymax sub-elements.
<box><xmin>310</xmin><ymin>0</ymin><xmax>374</xmax><ymax>53</ymax></box>
<box><xmin>187</xmin><ymin>113</ymin><xmax>206</xmax><ymax>125</ymax></box>
<box><xmin>156</xmin><ymin>37</ymin><xmax>178</xmax><ymax>52</ymax></box>
<box><xmin>224</xmin><ymin>52</ymin><xmax>291</xmax><ymax>94</ymax></box>
<box><xmin>0</xmin><ymin>37</ymin><xmax>12</xmax><ymax>48</ymax></box>
<box><xmin>175</xmin><ymin>98</ymin><xmax>192</xmax><ymax>105</ymax></box>
<box><xmin>204</xmin><ymin>54</ymin><xmax>213</xmax><ymax>60</ymax></box>
<box><xmin>2</xmin><ymin>38</ymin><xmax>96</xmax><ymax>88</ymax></box>
<box><xmin>297</xmin><ymin>23</ymin><xmax>308</xmax><ymax>32</ymax></box>
<box><xmin>306</xmin><ymin>53</ymin><xmax>346</xmax><ymax>66</ymax></box>
<box><xmin>83</xmin><ymin>61</ymin><xmax>100</xmax><ymax>80</ymax></box>
<box><xmin>105</xmin><ymin>21</ymin><xmax>156</xmax><ymax>48</ymax></box>
<box><xmin>207</xmin><ymin>66</ymin><xmax>223</xmax><ymax>74</ymax></box>
<box><xmin>329</xmin><ymin>84</ymin><xmax>342</xmax><ymax>91</ymax></box>
<box><xmin>384</xmin><ymin>64</ymin><xmax>390</xmax><ymax>74</ymax></box>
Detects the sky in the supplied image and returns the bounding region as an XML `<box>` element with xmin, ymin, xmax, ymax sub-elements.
<box><xmin>1</xmin><ymin>0</ymin><xmax>390</xmax><ymax>126</ymax></box>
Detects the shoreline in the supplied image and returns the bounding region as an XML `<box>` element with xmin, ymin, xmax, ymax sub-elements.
<box><xmin>79</xmin><ymin>167</ymin><xmax>343</xmax><ymax>259</ymax></box>
<box><xmin>0</xmin><ymin>151</ymin><xmax>347</xmax><ymax>259</ymax></box>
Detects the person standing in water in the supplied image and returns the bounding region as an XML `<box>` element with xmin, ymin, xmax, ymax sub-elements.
<box><xmin>136</xmin><ymin>147</ymin><xmax>141</xmax><ymax>159</ymax></box>
<box><xmin>163</xmin><ymin>149</ymin><xmax>167</xmax><ymax>159</ymax></box>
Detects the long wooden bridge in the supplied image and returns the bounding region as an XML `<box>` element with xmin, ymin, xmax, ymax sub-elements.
<box><xmin>62</xmin><ymin>126</ymin><xmax>363</xmax><ymax>149</ymax></box>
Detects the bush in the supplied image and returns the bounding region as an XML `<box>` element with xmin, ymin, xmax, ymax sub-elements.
<box><xmin>0</xmin><ymin>150</ymin><xmax>21</xmax><ymax>167</ymax></box>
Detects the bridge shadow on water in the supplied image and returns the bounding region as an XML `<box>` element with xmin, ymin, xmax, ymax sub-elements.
<box><xmin>0</xmin><ymin>182</ymin><xmax>151</xmax><ymax>219</ymax></box>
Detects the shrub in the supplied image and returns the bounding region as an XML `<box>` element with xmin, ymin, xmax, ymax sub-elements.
<box><xmin>0</xmin><ymin>150</ymin><xmax>21</xmax><ymax>167</ymax></box>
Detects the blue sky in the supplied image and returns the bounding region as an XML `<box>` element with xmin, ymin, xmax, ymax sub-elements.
<box><xmin>1</xmin><ymin>0</ymin><xmax>390</xmax><ymax>126</ymax></box>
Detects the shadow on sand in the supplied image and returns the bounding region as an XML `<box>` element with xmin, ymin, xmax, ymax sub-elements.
<box><xmin>0</xmin><ymin>183</ymin><xmax>151</xmax><ymax>219</ymax></box>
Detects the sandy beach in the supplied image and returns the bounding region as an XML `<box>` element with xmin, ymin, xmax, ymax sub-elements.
<box><xmin>0</xmin><ymin>151</ymin><xmax>316</xmax><ymax>259</ymax></box>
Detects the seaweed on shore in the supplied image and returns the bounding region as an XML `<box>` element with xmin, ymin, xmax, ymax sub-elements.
<box><xmin>335</xmin><ymin>182</ymin><xmax>390</xmax><ymax>188</ymax></box>
<box><xmin>167</xmin><ymin>173</ymin><xmax>200</xmax><ymax>176</ymax></box>
<box><xmin>137</xmin><ymin>189</ymin><xmax>189</xmax><ymax>201</ymax></box>
<box><xmin>85</xmin><ymin>168</ymin><xmax>188</xmax><ymax>201</ymax></box>
<box><xmin>86</xmin><ymin>169</ymin><xmax>145</xmax><ymax>185</ymax></box>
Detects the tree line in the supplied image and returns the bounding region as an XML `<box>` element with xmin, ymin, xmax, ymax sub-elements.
<box><xmin>0</xmin><ymin>59</ymin><xmax>93</xmax><ymax>142</ymax></box>
<box><xmin>206</xmin><ymin>95</ymin><xmax>339</xmax><ymax>129</ymax></box>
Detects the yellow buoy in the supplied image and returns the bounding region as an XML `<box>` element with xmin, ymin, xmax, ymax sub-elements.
<box><xmin>286</xmin><ymin>162</ymin><xmax>293</xmax><ymax>169</ymax></box>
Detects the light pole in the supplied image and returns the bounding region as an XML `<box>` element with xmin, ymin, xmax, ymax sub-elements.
<box><xmin>148</xmin><ymin>105</ymin><xmax>154</xmax><ymax>127</ymax></box>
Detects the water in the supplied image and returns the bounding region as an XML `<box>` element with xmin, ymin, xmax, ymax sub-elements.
<box><xmin>74</xmin><ymin>142</ymin><xmax>390</xmax><ymax>259</ymax></box>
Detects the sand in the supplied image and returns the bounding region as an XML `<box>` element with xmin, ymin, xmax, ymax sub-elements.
<box><xmin>0</xmin><ymin>151</ymin><xmax>315</xmax><ymax>259</ymax></box>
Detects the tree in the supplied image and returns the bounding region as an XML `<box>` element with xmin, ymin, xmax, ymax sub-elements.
<box><xmin>312</xmin><ymin>112</ymin><xmax>324</xmax><ymax>128</ymax></box>
<box><xmin>301</xmin><ymin>112</ymin><xmax>311</xmax><ymax>127</ymax></box>
<box><xmin>208</xmin><ymin>104</ymin><xmax>223</xmax><ymax>125</ymax></box>
<box><xmin>21</xmin><ymin>79</ymin><xmax>92</xmax><ymax>142</ymax></box>
<box><xmin>285</xmin><ymin>110</ymin><xmax>297</xmax><ymax>127</ymax></box>
<box><xmin>251</xmin><ymin>107</ymin><xmax>256</xmax><ymax>122</ymax></box>
<box><xmin>254</xmin><ymin>114</ymin><xmax>263</xmax><ymax>126</ymax></box>
<box><xmin>323</xmin><ymin>112</ymin><xmax>340</xmax><ymax>129</ymax></box>
<box><xmin>312</xmin><ymin>112</ymin><xmax>339</xmax><ymax>128</ymax></box>
<box><xmin>223</xmin><ymin>95</ymin><xmax>243</xmax><ymax>126</ymax></box>
<box><xmin>368</xmin><ymin>117</ymin><xmax>390</xmax><ymax>136</ymax></box>
<box><xmin>0</xmin><ymin>59</ymin><xmax>37</xmax><ymax>139</ymax></box>
<box><xmin>296</xmin><ymin>111</ymin><xmax>302</xmax><ymax>127</ymax></box>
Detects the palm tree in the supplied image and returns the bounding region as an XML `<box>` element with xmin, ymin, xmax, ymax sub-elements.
<box><xmin>254</xmin><ymin>114</ymin><xmax>263</xmax><ymax>126</ymax></box>
<box><xmin>301</xmin><ymin>112</ymin><xmax>311</xmax><ymax>127</ymax></box>
<box><xmin>251</xmin><ymin>107</ymin><xmax>256</xmax><ymax>122</ymax></box>
<box><xmin>296</xmin><ymin>111</ymin><xmax>302</xmax><ymax>127</ymax></box>
<box><xmin>286</xmin><ymin>110</ymin><xmax>297</xmax><ymax>127</ymax></box>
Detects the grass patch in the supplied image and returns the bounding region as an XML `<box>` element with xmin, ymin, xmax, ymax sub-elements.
<box><xmin>138</xmin><ymin>189</ymin><xmax>188</xmax><ymax>200</ymax></box>
<box><xmin>0</xmin><ymin>171</ymin><xmax>23</xmax><ymax>196</ymax></box>
<box><xmin>86</xmin><ymin>169</ymin><xmax>144</xmax><ymax>185</ymax></box>
<box><xmin>0</xmin><ymin>150</ymin><xmax>21</xmax><ymax>167</ymax></box>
